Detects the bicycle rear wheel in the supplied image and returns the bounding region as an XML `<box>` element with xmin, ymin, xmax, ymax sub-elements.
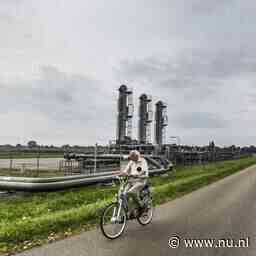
<box><xmin>137</xmin><ymin>196</ymin><xmax>154</xmax><ymax>226</ymax></box>
<box><xmin>100</xmin><ymin>202</ymin><xmax>127</xmax><ymax>239</ymax></box>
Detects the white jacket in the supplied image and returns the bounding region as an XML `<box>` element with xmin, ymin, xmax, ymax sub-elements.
<box><xmin>122</xmin><ymin>156</ymin><xmax>149</xmax><ymax>179</ymax></box>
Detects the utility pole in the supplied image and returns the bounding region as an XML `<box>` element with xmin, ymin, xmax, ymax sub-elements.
<box><xmin>94</xmin><ymin>143</ymin><xmax>98</xmax><ymax>174</ymax></box>
<box><xmin>37</xmin><ymin>146</ymin><xmax>40</xmax><ymax>175</ymax></box>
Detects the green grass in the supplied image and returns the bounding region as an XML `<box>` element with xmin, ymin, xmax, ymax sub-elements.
<box><xmin>1</xmin><ymin>157</ymin><xmax>256</xmax><ymax>255</ymax></box>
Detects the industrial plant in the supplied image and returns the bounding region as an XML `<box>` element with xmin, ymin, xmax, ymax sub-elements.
<box><xmin>110</xmin><ymin>85</ymin><xmax>169</xmax><ymax>155</ymax></box>
<box><xmin>109</xmin><ymin>85</ymin><xmax>251</xmax><ymax>163</ymax></box>
<box><xmin>0</xmin><ymin>85</ymin><xmax>253</xmax><ymax>192</ymax></box>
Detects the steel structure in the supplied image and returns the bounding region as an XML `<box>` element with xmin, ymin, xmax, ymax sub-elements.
<box><xmin>155</xmin><ymin>101</ymin><xmax>168</xmax><ymax>146</ymax></box>
<box><xmin>116</xmin><ymin>85</ymin><xmax>134</xmax><ymax>144</ymax></box>
<box><xmin>0</xmin><ymin>155</ymin><xmax>173</xmax><ymax>192</ymax></box>
<box><xmin>138</xmin><ymin>94</ymin><xmax>153</xmax><ymax>144</ymax></box>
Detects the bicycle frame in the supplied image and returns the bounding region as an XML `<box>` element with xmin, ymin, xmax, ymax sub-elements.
<box><xmin>111</xmin><ymin>176</ymin><xmax>151</xmax><ymax>223</ymax></box>
<box><xmin>112</xmin><ymin>176</ymin><xmax>130</xmax><ymax>222</ymax></box>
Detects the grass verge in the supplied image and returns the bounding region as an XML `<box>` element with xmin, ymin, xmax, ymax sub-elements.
<box><xmin>1</xmin><ymin>157</ymin><xmax>256</xmax><ymax>255</ymax></box>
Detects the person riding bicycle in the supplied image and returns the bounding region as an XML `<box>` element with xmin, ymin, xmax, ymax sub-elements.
<box><xmin>119</xmin><ymin>150</ymin><xmax>149</xmax><ymax>213</ymax></box>
<box><xmin>100</xmin><ymin>151</ymin><xmax>152</xmax><ymax>238</ymax></box>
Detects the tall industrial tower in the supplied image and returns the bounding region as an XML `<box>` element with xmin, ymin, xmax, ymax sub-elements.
<box><xmin>138</xmin><ymin>94</ymin><xmax>153</xmax><ymax>144</ymax></box>
<box><xmin>155</xmin><ymin>101</ymin><xmax>168</xmax><ymax>145</ymax></box>
<box><xmin>116</xmin><ymin>85</ymin><xmax>134</xmax><ymax>144</ymax></box>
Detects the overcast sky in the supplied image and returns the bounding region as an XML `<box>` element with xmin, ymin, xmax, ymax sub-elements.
<box><xmin>0</xmin><ymin>0</ymin><xmax>256</xmax><ymax>146</ymax></box>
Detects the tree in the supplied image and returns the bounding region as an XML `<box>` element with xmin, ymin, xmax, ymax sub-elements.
<box><xmin>27</xmin><ymin>140</ymin><xmax>37</xmax><ymax>148</ymax></box>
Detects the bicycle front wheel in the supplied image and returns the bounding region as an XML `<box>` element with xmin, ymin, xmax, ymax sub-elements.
<box><xmin>100</xmin><ymin>202</ymin><xmax>127</xmax><ymax>239</ymax></box>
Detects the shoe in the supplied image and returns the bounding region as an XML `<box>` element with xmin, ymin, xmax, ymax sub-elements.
<box><xmin>128</xmin><ymin>210</ymin><xmax>136</xmax><ymax>220</ymax></box>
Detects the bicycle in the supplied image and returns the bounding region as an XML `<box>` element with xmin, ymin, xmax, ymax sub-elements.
<box><xmin>100</xmin><ymin>175</ymin><xmax>154</xmax><ymax>239</ymax></box>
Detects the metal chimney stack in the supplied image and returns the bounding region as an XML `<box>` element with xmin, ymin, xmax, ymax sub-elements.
<box><xmin>155</xmin><ymin>101</ymin><xmax>168</xmax><ymax>146</ymax></box>
<box><xmin>138</xmin><ymin>94</ymin><xmax>153</xmax><ymax>144</ymax></box>
<box><xmin>116</xmin><ymin>85</ymin><xmax>134</xmax><ymax>144</ymax></box>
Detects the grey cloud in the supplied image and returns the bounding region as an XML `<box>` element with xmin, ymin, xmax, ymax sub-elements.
<box><xmin>1</xmin><ymin>0</ymin><xmax>256</xmax><ymax>146</ymax></box>
<box><xmin>174</xmin><ymin>112</ymin><xmax>228</xmax><ymax>129</ymax></box>
<box><xmin>0</xmin><ymin>65</ymin><xmax>117</xmax><ymax>144</ymax></box>
<box><xmin>116</xmin><ymin>47</ymin><xmax>256</xmax><ymax>91</ymax></box>
<box><xmin>0</xmin><ymin>66</ymin><xmax>114</xmax><ymax>124</ymax></box>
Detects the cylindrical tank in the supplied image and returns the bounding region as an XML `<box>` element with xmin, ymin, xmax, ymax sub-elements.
<box><xmin>155</xmin><ymin>101</ymin><xmax>168</xmax><ymax>145</ymax></box>
<box><xmin>116</xmin><ymin>85</ymin><xmax>133</xmax><ymax>144</ymax></box>
<box><xmin>138</xmin><ymin>94</ymin><xmax>152</xmax><ymax>144</ymax></box>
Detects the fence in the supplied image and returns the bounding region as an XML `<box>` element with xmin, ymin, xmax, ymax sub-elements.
<box><xmin>0</xmin><ymin>156</ymin><xmax>122</xmax><ymax>177</ymax></box>
<box><xmin>167</xmin><ymin>149</ymin><xmax>252</xmax><ymax>166</ymax></box>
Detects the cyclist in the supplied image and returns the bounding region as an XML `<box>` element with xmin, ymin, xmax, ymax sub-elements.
<box><xmin>119</xmin><ymin>150</ymin><xmax>149</xmax><ymax>214</ymax></box>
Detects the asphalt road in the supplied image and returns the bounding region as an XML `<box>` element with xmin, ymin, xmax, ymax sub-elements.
<box><xmin>17</xmin><ymin>165</ymin><xmax>256</xmax><ymax>256</ymax></box>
